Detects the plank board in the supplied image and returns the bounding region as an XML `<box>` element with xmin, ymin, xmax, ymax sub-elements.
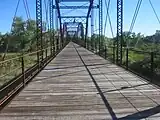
<box><xmin>0</xmin><ymin>42</ymin><xmax>160</xmax><ymax>120</ymax></box>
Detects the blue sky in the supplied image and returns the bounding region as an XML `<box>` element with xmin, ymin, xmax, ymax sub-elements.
<box><xmin>0</xmin><ymin>0</ymin><xmax>160</xmax><ymax>37</ymax></box>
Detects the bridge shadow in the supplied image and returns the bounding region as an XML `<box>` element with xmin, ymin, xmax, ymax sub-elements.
<box><xmin>84</xmin><ymin>66</ymin><xmax>160</xmax><ymax>120</ymax></box>
<box><xmin>118</xmin><ymin>105</ymin><xmax>160</xmax><ymax>120</ymax></box>
<box><xmin>34</xmin><ymin>62</ymin><xmax>113</xmax><ymax>82</ymax></box>
<box><xmin>95</xmin><ymin>82</ymin><xmax>160</xmax><ymax>120</ymax></box>
<box><xmin>74</xmin><ymin>44</ymin><xmax>118</xmax><ymax>120</ymax></box>
<box><xmin>33</xmin><ymin>69</ymin><xmax>86</xmax><ymax>82</ymax></box>
<box><xmin>44</xmin><ymin>63</ymin><xmax>108</xmax><ymax>70</ymax></box>
<box><xmin>74</xmin><ymin>44</ymin><xmax>160</xmax><ymax>120</ymax></box>
<box><xmin>36</xmin><ymin>43</ymin><xmax>160</xmax><ymax>119</ymax></box>
<box><xmin>99</xmin><ymin>83</ymin><xmax>149</xmax><ymax>94</ymax></box>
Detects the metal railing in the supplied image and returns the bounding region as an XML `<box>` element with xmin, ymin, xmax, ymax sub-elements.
<box><xmin>0</xmin><ymin>40</ymin><xmax>69</xmax><ymax>109</ymax></box>
<box><xmin>83</xmin><ymin>40</ymin><xmax>160</xmax><ymax>84</ymax></box>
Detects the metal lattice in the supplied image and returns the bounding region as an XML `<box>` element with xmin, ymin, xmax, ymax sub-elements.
<box><xmin>116</xmin><ymin>0</ymin><xmax>123</xmax><ymax>64</ymax></box>
<box><xmin>36</xmin><ymin>0</ymin><xmax>43</xmax><ymax>63</ymax></box>
<box><xmin>50</xmin><ymin>0</ymin><xmax>54</xmax><ymax>54</ymax></box>
<box><xmin>99</xmin><ymin>0</ymin><xmax>103</xmax><ymax>54</ymax></box>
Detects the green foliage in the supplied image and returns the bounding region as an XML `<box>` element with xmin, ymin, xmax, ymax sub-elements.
<box><xmin>0</xmin><ymin>17</ymin><xmax>37</xmax><ymax>53</ymax></box>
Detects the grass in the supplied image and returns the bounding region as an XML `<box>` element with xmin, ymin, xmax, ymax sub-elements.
<box><xmin>0</xmin><ymin>48</ymin><xmax>52</xmax><ymax>87</ymax></box>
<box><xmin>0</xmin><ymin>49</ymin><xmax>51</xmax><ymax>87</ymax></box>
<box><xmin>0</xmin><ymin>54</ymin><xmax>36</xmax><ymax>86</ymax></box>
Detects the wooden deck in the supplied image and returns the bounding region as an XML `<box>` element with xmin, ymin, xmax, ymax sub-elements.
<box><xmin>0</xmin><ymin>42</ymin><xmax>160</xmax><ymax>120</ymax></box>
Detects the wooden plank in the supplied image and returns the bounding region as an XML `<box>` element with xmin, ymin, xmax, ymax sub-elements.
<box><xmin>0</xmin><ymin>42</ymin><xmax>160</xmax><ymax>120</ymax></box>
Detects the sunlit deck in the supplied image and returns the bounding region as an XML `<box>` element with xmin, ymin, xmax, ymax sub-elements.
<box><xmin>0</xmin><ymin>42</ymin><xmax>160</xmax><ymax>120</ymax></box>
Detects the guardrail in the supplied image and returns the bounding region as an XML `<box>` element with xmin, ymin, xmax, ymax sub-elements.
<box><xmin>80</xmin><ymin>40</ymin><xmax>160</xmax><ymax>84</ymax></box>
<box><xmin>0</xmin><ymin>40</ymin><xmax>69</xmax><ymax>110</ymax></box>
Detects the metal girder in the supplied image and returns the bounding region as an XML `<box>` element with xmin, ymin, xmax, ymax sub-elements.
<box><xmin>77</xmin><ymin>22</ymin><xmax>84</xmax><ymax>39</ymax></box>
<box><xmin>59</xmin><ymin>0</ymin><xmax>89</xmax><ymax>2</ymax></box>
<box><xmin>53</xmin><ymin>5</ymin><xmax>99</xmax><ymax>9</ymax></box>
<box><xmin>63</xmin><ymin>22</ymin><xmax>80</xmax><ymax>25</ymax></box>
<box><xmin>55</xmin><ymin>0</ymin><xmax>63</xmax><ymax>46</ymax></box>
<box><xmin>67</xmin><ymin>30</ymin><xmax>77</xmax><ymax>32</ymax></box>
<box><xmin>60</xmin><ymin>16</ymin><xmax>88</xmax><ymax>18</ymax></box>
<box><xmin>116</xmin><ymin>0</ymin><xmax>123</xmax><ymax>65</ymax></box>
<box><xmin>99</xmin><ymin>0</ymin><xmax>103</xmax><ymax>53</ymax></box>
<box><xmin>62</xmin><ymin>18</ymin><xmax>87</xmax><ymax>24</ymax></box>
<box><xmin>87</xmin><ymin>0</ymin><xmax>94</xmax><ymax>18</ymax></box>
<box><xmin>63</xmin><ymin>23</ymin><xmax>67</xmax><ymax>37</ymax></box>
<box><xmin>49</xmin><ymin>0</ymin><xmax>54</xmax><ymax>54</ymax></box>
<box><xmin>85</xmin><ymin>0</ymin><xmax>94</xmax><ymax>48</ymax></box>
<box><xmin>67</xmin><ymin>26</ymin><xmax>77</xmax><ymax>28</ymax></box>
<box><xmin>36</xmin><ymin>0</ymin><xmax>43</xmax><ymax>61</ymax></box>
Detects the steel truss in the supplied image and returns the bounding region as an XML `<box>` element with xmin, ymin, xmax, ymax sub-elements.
<box><xmin>116</xmin><ymin>0</ymin><xmax>123</xmax><ymax>64</ymax></box>
<box><xmin>99</xmin><ymin>0</ymin><xmax>103</xmax><ymax>54</ymax></box>
<box><xmin>36</xmin><ymin>0</ymin><xmax>43</xmax><ymax>64</ymax></box>
<box><xmin>60</xmin><ymin>16</ymin><xmax>89</xmax><ymax>18</ymax></box>
<box><xmin>53</xmin><ymin>0</ymin><xmax>98</xmax><ymax>48</ymax></box>
<box><xmin>53</xmin><ymin>5</ymin><xmax>99</xmax><ymax>9</ymax></box>
<box><xmin>85</xmin><ymin>0</ymin><xmax>94</xmax><ymax>48</ymax></box>
<box><xmin>55</xmin><ymin>0</ymin><xmax>63</xmax><ymax>48</ymax></box>
<box><xmin>49</xmin><ymin>0</ymin><xmax>54</xmax><ymax>54</ymax></box>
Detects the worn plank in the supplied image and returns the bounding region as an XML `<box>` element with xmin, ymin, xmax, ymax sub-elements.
<box><xmin>0</xmin><ymin>42</ymin><xmax>160</xmax><ymax>120</ymax></box>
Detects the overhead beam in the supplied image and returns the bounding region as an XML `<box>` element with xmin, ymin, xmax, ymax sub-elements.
<box><xmin>60</xmin><ymin>16</ymin><xmax>89</xmax><ymax>18</ymax></box>
<box><xmin>67</xmin><ymin>26</ymin><xmax>78</xmax><ymax>28</ymax></box>
<box><xmin>63</xmin><ymin>22</ymin><xmax>81</xmax><ymax>24</ymax></box>
<box><xmin>53</xmin><ymin>5</ymin><xmax>99</xmax><ymax>9</ymax></box>
<box><xmin>59</xmin><ymin>0</ymin><xmax>89</xmax><ymax>2</ymax></box>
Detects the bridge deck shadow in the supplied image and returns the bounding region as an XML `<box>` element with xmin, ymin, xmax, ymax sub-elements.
<box><xmin>0</xmin><ymin>42</ymin><xmax>160</xmax><ymax>120</ymax></box>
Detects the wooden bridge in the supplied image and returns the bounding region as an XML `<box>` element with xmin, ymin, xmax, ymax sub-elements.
<box><xmin>0</xmin><ymin>42</ymin><xmax>160</xmax><ymax>120</ymax></box>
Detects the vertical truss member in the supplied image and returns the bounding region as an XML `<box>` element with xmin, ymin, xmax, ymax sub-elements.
<box><xmin>36</xmin><ymin>0</ymin><xmax>43</xmax><ymax>67</ymax></box>
<box><xmin>50</xmin><ymin>0</ymin><xmax>54</xmax><ymax>55</ymax></box>
<box><xmin>116</xmin><ymin>0</ymin><xmax>123</xmax><ymax>65</ymax></box>
<box><xmin>85</xmin><ymin>0</ymin><xmax>94</xmax><ymax>48</ymax></box>
<box><xmin>99</xmin><ymin>0</ymin><xmax>103</xmax><ymax>55</ymax></box>
<box><xmin>55</xmin><ymin>0</ymin><xmax>63</xmax><ymax>48</ymax></box>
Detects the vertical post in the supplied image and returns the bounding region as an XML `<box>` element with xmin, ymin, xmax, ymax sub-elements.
<box><xmin>95</xmin><ymin>41</ymin><xmax>97</xmax><ymax>54</ymax></box>
<box><xmin>46</xmin><ymin>44</ymin><xmax>48</xmax><ymax>58</ymax></box>
<box><xmin>21</xmin><ymin>34</ymin><xmax>25</xmax><ymax>87</ymax></box>
<box><xmin>55</xmin><ymin>0</ymin><xmax>63</xmax><ymax>49</ymax></box>
<box><xmin>126</xmin><ymin>48</ymin><xmax>129</xmax><ymax>70</ymax></box>
<box><xmin>113</xmin><ymin>44</ymin><xmax>115</xmax><ymax>63</ymax></box>
<box><xmin>85</xmin><ymin>17</ymin><xmax>89</xmax><ymax>49</ymax></box>
<box><xmin>91</xmin><ymin>5</ymin><xmax>94</xmax><ymax>37</ymax></box>
<box><xmin>55</xmin><ymin>4</ymin><xmax>58</xmax><ymax>52</ymax></box>
<box><xmin>99</xmin><ymin>0</ymin><xmax>103</xmax><ymax>55</ymax></box>
<box><xmin>36</xmin><ymin>0</ymin><xmax>43</xmax><ymax>68</ymax></box>
<box><xmin>117</xmin><ymin>0</ymin><xmax>123</xmax><ymax>65</ymax></box>
<box><xmin>57</xmin><ymin>38</ymin><xmax>59</xmax><ymax>52</ymax></box>
<box><xmin>91</xmin><ymin>5</ymin><xmax>94</xmax><ymax>51</ymax></box>
<box><xmin>53</xmin><ymin>6</ymin><xmax>55</xmax><ymax>56</ymax></box>
<box><xmin>151</xmin><ymin>51</ymin><xmax>154</xmax><ymax>80</ymax></box>
<box><xmin>105</xmin><ymin>45</ymin><xmax>107</xmax><ymax>59</ymax></box>
<box><xmin>50</xmin><ymin>0</ymin><xmax>53</xmax><ymax>55</ymax></box>
<box><xmin>21</xmin><ymin>55</ymin><xmax>25</xmax><ymax>86</ymax></box>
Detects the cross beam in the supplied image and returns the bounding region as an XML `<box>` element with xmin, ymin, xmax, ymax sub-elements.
<box><xmin>59</xmin><ymin>0</ymin><xmax>89</xmax><ymax>2</ymax></box>
<box><xmin>53</xmin><ymin>5</ymin><xmax>99</xmax><ymax>9</ymax></box>
<box><xmin>60</xmin><ymin>16</ymin><xmax>89</xmax><ymax>18</ymax></box>
<box><xmin>63</xmin><ymin>22</ymin><xmax>81</xmax><ymax>24</ymax></box>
